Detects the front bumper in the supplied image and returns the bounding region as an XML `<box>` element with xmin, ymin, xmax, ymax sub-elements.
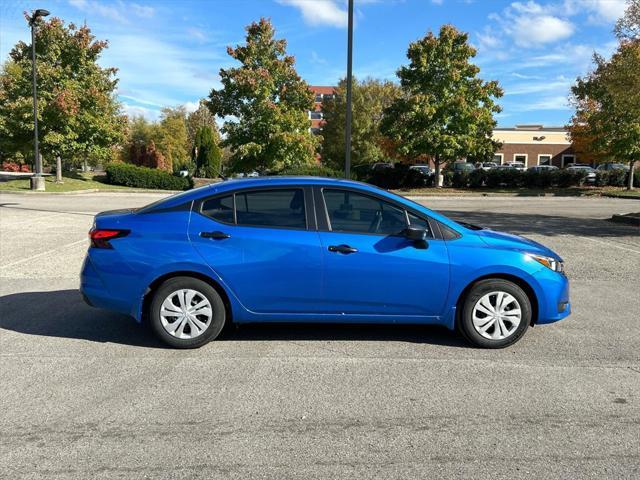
<box><xmin>533</xmin><ymin>268</ymin><xmax>571</xmax><ymax>324</ymax></box>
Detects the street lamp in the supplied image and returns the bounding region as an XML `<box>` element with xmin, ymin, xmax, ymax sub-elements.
<box><xmin>344</xmin><ymin>0</ymin><xmax>354</xmax><ymax>179</ymax></box>
<box><xmin>27</xmin><ymin>8</ymin><xmax>49</xmax><ymax>191</ymax></box>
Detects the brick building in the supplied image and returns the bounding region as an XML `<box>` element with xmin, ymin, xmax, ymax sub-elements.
<box><xmin>308</xmin><ymin>86</ymin><xmax>336</xmax><ymax>134</ymax></box>
<box><xmin>492</xmin><ymin>125</ymin><xmax>576</xmax><ymax>168</ymax></box>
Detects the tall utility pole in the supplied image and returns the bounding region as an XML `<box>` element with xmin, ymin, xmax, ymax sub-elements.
<box><xmin>344</xmin><ymin>0</ymin><xmax>354</xmax><ymax>179</ymax></box>
<box><xmin>28</xmin><ymin>9</ymin><xmax>49</xmax><ymax>191</ymax></box>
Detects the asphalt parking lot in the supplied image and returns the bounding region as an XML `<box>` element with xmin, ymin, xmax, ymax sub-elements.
<box><xmin>1</xmin><ymin>191</ymin><xmax>639</xmax><ymax>479</ymax></box>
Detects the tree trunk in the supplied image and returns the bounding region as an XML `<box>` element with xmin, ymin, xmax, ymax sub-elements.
<box><xmin>434</xmin><ymin>156</ymin><xmax>443</xmax><ymax>188</ymax></box>
<box><xmin>55</xmin><ymin>156</ymin><xmax>63</xmax><ymax>183</ymax></box>
<box><xmin>628</xmin><ymin>159</ymin><xmax>635</xmax><ymax>190</ymax></box>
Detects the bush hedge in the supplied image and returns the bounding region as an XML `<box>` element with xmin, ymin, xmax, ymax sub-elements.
<box><xmin>366</xmin><ymin>164</ymin><xmax>430</xmax><ymax>189</ymax></box>
<box><xmin>105</xmin><ymin>163</ymin><xmax>193</xmax><ymax>190</ymax></box>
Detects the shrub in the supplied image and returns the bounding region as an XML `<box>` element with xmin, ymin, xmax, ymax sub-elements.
<box><xmin>594</xmin><ymin>171</ymin><xmax>609</xmax><ymax>187</ymax></box>
<box><xmin>366</xmin><ymin>164</ymin><xmax>427</xmax><ymax>189</ymax></box>
<box><xmin>2</xmin><ymin>161</ymin><xmax>30</xmax><ymax>172</ymax></box>
<box><xmin>608</xmin><ymin>168</ymin><xmax>626</xmax><ymax>186</ymax></box>
<box><xmin>451</xmin><ymin>170</ymin><xmax>471</xmax><ymax>188</ymax></box>
<box><xmin>522</xmin><ymin>170</ymin><xmax>554</xmax><ymax>188</ymax></box>
<box><xmin>105</xmin><ymin>163</ymin><xmax>193</xmax><ymax>190</ymax></box>
<box><xmin>553</xmin><ymin>169</ymin><xmax>586</xmax><ymax>187</ymax></box>
<box><xmin>485</xmin><ymin>169</ymin><xmax>524</xmax><ymax>188</ymax></box>
<box><xmin>279</xmin><ymin>165</ymin><xmax>344</xmax><ymax>178</ymax></box>
<box><xmin>468</xmin><ymin>169</ymin><xmax>487</xmax><ymax>188</ymax></box>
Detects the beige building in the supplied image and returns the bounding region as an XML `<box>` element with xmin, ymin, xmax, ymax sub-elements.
<box><xmin>492</xmin><ymin>125</ymin><xmax>576</xmax><ymax>168</ymax></box>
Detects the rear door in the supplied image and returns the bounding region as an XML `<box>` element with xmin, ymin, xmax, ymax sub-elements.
<box><xmin>189</xmin><ymin>187</ymin><xmax>324</xmax><ymax>314</ymax></box>
<box><xmin>315</xmin><ymin>187</ymin><xmax>450</xmax><ymax>317</ymax></box>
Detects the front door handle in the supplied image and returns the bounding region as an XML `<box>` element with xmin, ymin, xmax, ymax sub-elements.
<box><xmin>328</xmin><ymin>244</ymin><xmax>358</xmax><ymax>254</ymax></box>
<box><xmin>200</xmin><ymin>231</ymin><xmax>230</xmax><ymax>240</ymax></box>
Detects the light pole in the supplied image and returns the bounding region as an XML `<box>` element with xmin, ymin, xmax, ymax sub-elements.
<box><xmin>344</xmin><ymin>0</ymin><xmax>354</xmax><ymax>179</ymax></box>
<box><xmin>27</xmin><ymin>8</ymin><xmax>49</xmax><ymax>191</ymax></box>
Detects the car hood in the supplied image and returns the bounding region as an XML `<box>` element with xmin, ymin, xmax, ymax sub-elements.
<box><xmin>475</xmin><ymin>229</ymin><xmax>561</xmax><ymax>260</ymax></box>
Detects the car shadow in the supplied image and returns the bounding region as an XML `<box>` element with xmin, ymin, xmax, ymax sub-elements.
<box><xmin>0</xmin><ymin>289</ymin><xmax>467</xmax><ymax>348</ymax></box>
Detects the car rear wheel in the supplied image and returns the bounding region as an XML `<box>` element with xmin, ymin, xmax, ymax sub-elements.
<box><xmin>150</xmin><ymin>277</ymin><xmax>226</xmax><ymax>348</ymax></box>
<box><xmin>459</xmin><ymin>279</ymin><xmax>531</xmax><ymax>348</ymax></box>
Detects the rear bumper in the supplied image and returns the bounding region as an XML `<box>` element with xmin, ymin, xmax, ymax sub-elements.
<box><xmin>79</xmin><ymin>254</ymin><xmax>133</xmax><ymax>317</ymax></box>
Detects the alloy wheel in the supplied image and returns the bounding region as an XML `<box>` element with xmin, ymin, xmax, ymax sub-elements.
<box><xmin>471</xmin><ymin>291</ymin><xmax>522</xmax><ymax>340</ymax></box>
<box><xmin>159</xmin><ymin>289</ymin><xmax>213</xmax><ymax>339</ymax></box>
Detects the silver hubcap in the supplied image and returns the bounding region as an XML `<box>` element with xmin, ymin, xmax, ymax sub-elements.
<box><xmin>472</xmin><ymin>291</ymin><xmax>522</xmax><ymax>340</ymax></box>
<box><xmin>160</xmin><ymin>289</ymin><xmax>212</xmax><ymax>339</ymax></box>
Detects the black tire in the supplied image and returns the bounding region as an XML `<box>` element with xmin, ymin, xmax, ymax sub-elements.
<box><xmin>149</xmin><ymin>276</ymin><xmax>226</xmax><ymax>349</ymax></box>
<box><xmin>459</xmin><ymin>279</ymin><xmax>531</xmax><ymax>348</ymax></box>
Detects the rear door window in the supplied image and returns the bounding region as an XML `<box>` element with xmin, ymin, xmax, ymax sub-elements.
<box><xmin>235</xmin><ymin>189</ymin><xmax>306</xmax><ymax>229</ymax></box>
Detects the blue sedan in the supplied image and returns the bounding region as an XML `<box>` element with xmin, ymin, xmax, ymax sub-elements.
<box><xmin>80</xmin><ymin>177</ymin><xmax>570</xmax><ymax>348</ymax></box>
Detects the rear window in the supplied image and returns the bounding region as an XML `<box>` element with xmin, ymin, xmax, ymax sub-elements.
<box><xmin>201</xmin><ymin>195</ymin><xmax>234</xmax><ymax>224</ymax></box>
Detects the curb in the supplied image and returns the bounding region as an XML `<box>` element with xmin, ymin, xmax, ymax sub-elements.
<box><xmin>610</xmin><ymin>213</ymin><xmax>640</xmax><ymax>226</ymax></box>
<box><xmin>0</xmin><ymin>188</ymin><xmax>179</xmax><ymax>195</ymax></box>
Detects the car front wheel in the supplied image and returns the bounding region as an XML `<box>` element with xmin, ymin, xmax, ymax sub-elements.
<box><xmin>150</xmin><ymin>277</ymin><xmax>226</xmax><ymax>348</ymax></box>
<box><xmin>459</xmin><ymin>279</ymin><xmax>531</xmax><ymax>348</ymax></box>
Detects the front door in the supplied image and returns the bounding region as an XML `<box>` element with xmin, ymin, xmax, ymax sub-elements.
<box><xmin>316</xmin><ymin>188</ymin><xmax>450</xmax><ymax>318</ymax></box>
<box><xmin>189</xmin><ymin>187</ymin><xmax>323</xmax><ymax>314</ymax></box>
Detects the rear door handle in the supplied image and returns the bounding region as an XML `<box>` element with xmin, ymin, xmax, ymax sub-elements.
<box><xmin>200</xmin><ymin>231</ymin><xmax>230</xmax><ymax>240</ymax></box>
<box><xmin>328</xmin><ymin>244</ymin><xmax>358</xmax><ymax>254</ymax></box>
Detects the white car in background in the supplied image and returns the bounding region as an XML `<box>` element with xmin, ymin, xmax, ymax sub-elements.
<box><xmin>505</xmin><ymin>162</ymin><xmax>526</xmax><ymax>171</ymax></box>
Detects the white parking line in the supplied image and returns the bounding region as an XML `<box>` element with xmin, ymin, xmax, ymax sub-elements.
<box><xmin>576</xmin><ymin>235</ymin><xmax>640</xmax><ymax>254</ymax></box>
<box><xmin>0</xmin><ymin>238</ymin><xmax>87</xmax><ymax>269</ymax></box>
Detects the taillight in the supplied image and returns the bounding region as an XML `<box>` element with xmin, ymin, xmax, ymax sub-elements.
<box><xmin>89</xmin><ymin>228</ymin><xmax>130</xmax><ymax>249</ymax></box>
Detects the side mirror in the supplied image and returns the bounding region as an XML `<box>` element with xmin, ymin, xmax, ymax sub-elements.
<box><xmin>404</xmin><ymin>226</ymin><xmax>427</xmax><ymax>241</ymax></box>
<box><xmin>404</xmin><ymin>226</ymin><xmax>429</xmax><ymax>249</ymax></box>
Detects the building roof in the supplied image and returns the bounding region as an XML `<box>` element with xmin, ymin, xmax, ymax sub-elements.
<box><xmin>495</xmin><ymin>125</ymin><xmax>567</xmax><ymax>132</ymax></box>
<box><xmin>309</xmin><ymin>85</ymin><xmax>337</xmax><ymax>94</ymax></box>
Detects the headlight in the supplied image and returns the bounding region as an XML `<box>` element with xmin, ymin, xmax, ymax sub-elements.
<box><xmin>528</xmin><ymin>253</ymin><xmax>564</xmax><ymax>273</ymax></box>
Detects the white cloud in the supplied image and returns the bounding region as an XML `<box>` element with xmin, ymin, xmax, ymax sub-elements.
<box><xmin>187</xmin><ymin>27</ymin><xmax>208</xmax><ymax>42</ymax></box>
<box><xmin>130</xmin><ymin>3</ymin><xmax>155</xmax><ymax>18</ymax></box>
<box><xmin>491</xmin><ymin>1</ymin><xmax>575</xmax><ymax>48</ymax></box>
<box><xmin>67</xmin><ymin>1</ymin><xmax>156</xmax><ymax>24</ymax></box>
<box><xmin>432</xmin><ymin>0</ymin><xmax>444</xmax><ymax>5</ymax></box>
<box><xmin>512</xmin><ymin>95</ymin><xmax>571</xmax><ymax>111</ymax></box>
<box><xmin>277</xmin><ymin>0</ymin><xmax>347</xmax><ymax>28</ymax></box>
<box><xmin>563</xmin><ymin>0</ymin><xmax>628</xmax><ymax>23</ymax></box>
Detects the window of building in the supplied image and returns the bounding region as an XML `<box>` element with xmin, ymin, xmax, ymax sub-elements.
<box><xmin>323</xmin><ymin>189</ymin><xmax>407</xmax><ymax>236</ymax></box>
<box><xmin>493</xmin><ymin>154</ymin><xmax>504</xmax><ymax>165</ymax></box>
<box><xmin>323</xmin><ymin>93</ymin><xmax>334</xmax><ymax>101</ymax></box>
<box><xmin>234</xmin><ymin>189</ymin><xmax>306</xmax><ymax>229</ymax></box>
<box><xmin>538</xmin><ymin>154</ymin><xmax>552</xmax><ymax>166</ymax></box>
<box><xmin>514</xmin><ymin>154</ymin><xmax>527</xmax><ymax>165</ymax></box>
<box><xmin>314</xmin><ymin>94</ymin><xmax>323</xmax><ymax>102</ymax></box>
<box><xmin>309</xmin><ymin>111</ymin><xmax>323</xmax><ymax>120</ymax></box>
<box><xmin>562</xmin><ymin>154</ymin><xmax>575</xmax><ymax>167</ymax></box>
<box><xmin>201</xmin><ymin>195</ymin><xmax>234</xmax><ymax>224</ymax></box>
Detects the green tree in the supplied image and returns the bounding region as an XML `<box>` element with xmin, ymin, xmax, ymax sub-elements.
<box><xmin>381</xmin><ymin>25</ymin><xmax>503</xmax><ymax>186</ymax></box>
<box><xmin>155</xmin><ymin>106</ymin><xmax>189</xmax><ymax>172</ymax></box>
<box><xmin>208</xmin><ymin>18</ymin><xmax>318</xmax><ymax>173</ymax></box>
<box><xmin>571</xmin><ymin>42</ymin><xmax>640</xmax><ymax>189</ymax></box>
<box><xmin>320</xmin><ymin>78</ymin><xmax>401</xmax><ymax>170</ymax></box>
<box><xmin>194</xmin><ymin>126</ymin><xmax>222</xmax><ymax>178</ymax></box>
<box><xmin>186</xmin><ymin>99</ymin><xmax>219</xmax><ymax>154</ymax></box>
<box><xmin>0</xmin><ymin>17</ymin><xmax>124</xmax><ymax>167</ymax></box>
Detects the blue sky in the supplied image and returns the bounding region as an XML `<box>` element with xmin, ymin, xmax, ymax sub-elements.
<box><xmin>0</xmin><ymin>0</ymin><xmax>628</xmax><ymax>126</ymax></box>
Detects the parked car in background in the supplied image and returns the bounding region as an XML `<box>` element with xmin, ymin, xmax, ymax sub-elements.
<box><xmin>596</xmin><ymin>162</ymin><xmax>629</xmax><ymax>171</ymax></box>
<box><xmin>451</xmin><ymin>162</ymin><xmax>475</xmax><ymax>173</ymax></box>
<box><xmin>505</xmin><ymin>162</ymin><xmax>526</xmax><ymax>171</ymax></box>
<box><xmin>476</xmin><ymin>162</ymin><xmax>498</xmax><ymax>171</ymax></box>
<box><xmin>528</xmin><ymin>165</ymin><xmax>558</xmax><ymax>173</ymax></box>
<box><xmin>564</xmin><ymin>163</ymin><xmax>591</xmax><ymax>169</ymax></box>
<box><xmin>409</xmin><ymin>164</ymin><xmax>433</xmax><ymax>178</ymax></box>
<box><xmin>567</xmin><ymin>165</ymin><xmax>597</xmax><ymax>184</ymax></box>
<box><xmin>371</xmin><ymin>162</ymin><xmax>394</xmax><ymax>171</ymax></box>
<box><xmin>81</xmin><ymin>177</ymin><xmax>570</xmax><ymax>349</ymax></box>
